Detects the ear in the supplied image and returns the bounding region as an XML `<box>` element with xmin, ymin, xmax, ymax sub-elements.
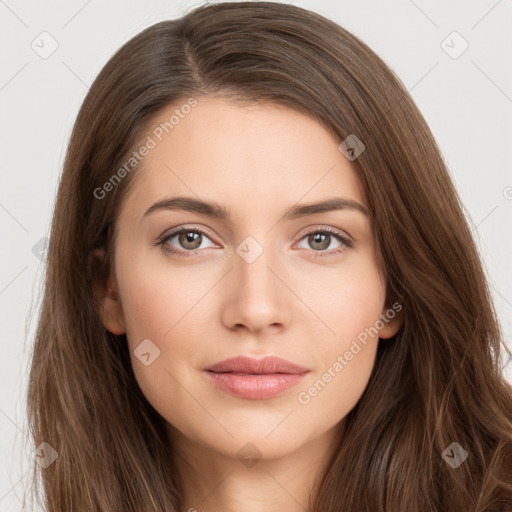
<box><xmin>378</xmin><ymin>301</ymin><xmax>404</xmax><ymax>340</ymax></box>
<box><xmin>92</xmin><ymin>248</ymin><xmax>126</xmax><ymax>335</ymax></box>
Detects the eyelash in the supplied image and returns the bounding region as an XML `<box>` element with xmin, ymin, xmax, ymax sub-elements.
<box><xmin>156</xmin><ymin>225</ymin><xmax>354</xmax><ymax>259</ymax></box>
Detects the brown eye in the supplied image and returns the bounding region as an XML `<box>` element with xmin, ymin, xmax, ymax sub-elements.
<box><xmin>297</xmin><ymin>228</ymin><xmax>353</xmax><ymax>256</ymax></box>
<box><xmin>158</xmin><ymin>227</ymin><xmax>216</xmax><ymax>256</ymax></box>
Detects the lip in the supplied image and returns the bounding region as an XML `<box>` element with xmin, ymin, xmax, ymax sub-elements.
<box><xmin>204</xmin><ymin>356</ymin><xmax>310</xmax><ymax>400</ymax></box>
<box><xmin>205</xmin><ymin>355</ymin><xmax>309</xmax><ymax>374</ymax></box>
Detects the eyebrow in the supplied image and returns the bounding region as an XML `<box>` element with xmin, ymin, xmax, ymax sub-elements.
<box><xmin>142</xmin><ymin>195</ymin><xmax>369</xmax><ymax>222</ymax></box>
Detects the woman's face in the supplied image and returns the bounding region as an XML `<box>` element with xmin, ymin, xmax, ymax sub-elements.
<box><xmin>98</xmin><ymin>96</ymin><xmax>402</xmax><ymax>461</ymax></box>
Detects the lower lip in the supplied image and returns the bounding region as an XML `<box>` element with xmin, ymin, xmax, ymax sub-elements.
<box><xmin>204</xmin><ymin>371</ymin><xmax>309</xmax><ymax>399</ymax></box>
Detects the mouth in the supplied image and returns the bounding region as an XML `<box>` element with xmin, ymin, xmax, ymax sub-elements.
<box><xmin>203</xmin><ymin>356</ymin><xmax>310</xmax><ymax>400</ymax></box>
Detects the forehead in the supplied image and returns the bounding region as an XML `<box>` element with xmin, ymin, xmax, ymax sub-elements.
<box><xmin>118</xmin><ymin>96</ymin><xmax>366</xmax><ymax>224</ymax></box>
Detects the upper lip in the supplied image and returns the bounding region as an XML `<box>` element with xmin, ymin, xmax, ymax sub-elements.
<box><xmin>205</xmin><ymin>356</ymin><xmax>309</xmax><ymax>374</ymax></box>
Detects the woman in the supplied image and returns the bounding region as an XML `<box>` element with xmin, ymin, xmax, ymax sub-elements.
<box><xmin>26</xmin><ymin>2</ymin><xmax>512</xmax><ymax>510</ymax></box>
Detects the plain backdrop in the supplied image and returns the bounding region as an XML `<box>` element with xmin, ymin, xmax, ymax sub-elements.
<box><xmin>1</xmin><ymin>0</ymin><xmax>511</xmax><ymax>509</ymax></box>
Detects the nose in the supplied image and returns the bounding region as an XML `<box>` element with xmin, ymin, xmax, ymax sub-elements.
<box><xmin>220</xmin><ymin>238</ymin><xmax>292</xmax><ymax>334</ymax></box>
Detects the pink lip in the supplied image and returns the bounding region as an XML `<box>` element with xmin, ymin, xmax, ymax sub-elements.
<box><xmin>205</xmin><ymin>355</ymin><xmax>309</xmax><ymax>374</ymax></box>
<box><xmin>204</xmin><ymin>356</ymin><xmax>310</xmax><ymax>400</ymax></box>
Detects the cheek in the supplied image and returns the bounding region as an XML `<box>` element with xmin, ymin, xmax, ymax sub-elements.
<box><xmin>116</xmin><ymin>266</ymin><xmax>200</xmax><ymax>420</ymax></box>
<box><xmin>309</xmin><ymin>253</ymin><xmax>386</xmax><ymax>344</ymax></box>
<box><xmin>117</xmin><ymin>255</ymin><xmax>213</xmax><ymax>343</ymax></box>
<box><xmin>115</xmin><ymin>255</ymin><xmax>215</xmax><ymax>397</ymax></box>
<box><xmin>296</xmin><ymin>256</ymin><xmax>385</xmax><ymax>411</ymax></box>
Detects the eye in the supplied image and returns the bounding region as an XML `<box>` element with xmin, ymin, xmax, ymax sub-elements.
<box><xmin>156</xmin><ymin>227</ymin><xmax>216</xmax><ymax>257</ymax></box>
<box><xmin>296</xmin><ymin>228</ymin><xmax>353</xmax><ymax>257</ymax></box>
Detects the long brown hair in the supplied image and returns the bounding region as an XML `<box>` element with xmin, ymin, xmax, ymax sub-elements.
<box><xmin>25</xmin><ymin>2</ymin><xmax>512</xmax><ymax>510</ymax></box>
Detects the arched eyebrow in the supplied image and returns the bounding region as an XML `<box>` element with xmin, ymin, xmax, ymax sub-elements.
<box><xmin>142</xmin><ymin>196</ymin><xmax>369</xmax><ymax>222</ymax></box>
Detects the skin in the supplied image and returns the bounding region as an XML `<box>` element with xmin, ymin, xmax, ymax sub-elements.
<box><xmin>97</xmin><ymin>96</ymin><xmax>403</xmax><ymax>512</ymax></box>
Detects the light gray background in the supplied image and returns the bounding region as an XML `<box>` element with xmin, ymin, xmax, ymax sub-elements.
<box><xmin>1</xmin><ymin>0</ymin><xmax>511</xmax><ymax>509</ymax></box>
